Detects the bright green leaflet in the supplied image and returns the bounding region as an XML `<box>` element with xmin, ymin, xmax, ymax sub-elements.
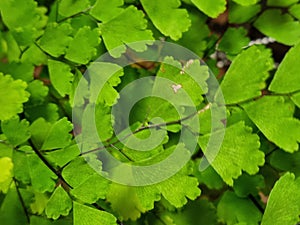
<box><xmin>292</xmin><ymin>92</ymin><xmax>300</xmax><ymax>108</ymax></box>
<box><xmin>269</xmin><ymin>42</ymin><xmax>300</xmax><ymax>93</ymax></box>
<box><xmin>217</xmin><ymin>191</ymin><xmax>262</xmax><ymax>225</ymax></box>
<box><xmin>0</xmin><ymin>0</ymin><xmax>44</xmax><ymax>46</ymax></box>
<box><xmin>254</xmin><ymin>9</ymin><xmax>300</xmax><ymax>46</ymax></box>
<box><xmin>289</xmin><ymin>4</ymin><xmax>300</xmax><ymax>20</ymax></box>
<box><xmin>0</xmin><ymin>73</ymin><xmax>30</xmax><ymax>121</ymax></box>
<box><xmin>155</xmin><ymin>57</ymin><xmax>209</xmax><ymax>106</ymax></box>
<box><xmin>27</xmin><ymin>154</ymin><xmax>57</xmax><ymax>193</ymax></box>
<box><xmin>0</xmin><ymin>157</ymin><xmax>13</xmax><ymax>193</ymax></box>
<box><xmin>73</xmin><ymin>202</ymin><xmax>118</xmax><ymax>225</ymax></box>
<box><xmin>30</xmin><ymin>191</ymin><xmax>49</xmax><ymax>215</ymax></box>
<box><xmin>232</xmin><ymin>0</ymin><xmax>259</xmax><ymax>5</ymax></box>
<box><xmin>88</xmin><ymin>62</ymin><xmax>124</xmax><ymax>106</ymax></box>
<box><xmin>219</xmin><ymin>46</ymin><xmax>273</xmax><ymax>104</ymax></box>
<box><xmin>65</xmin><ymin>26</ymin><xmax>101</xmax><ymax>64</ymax></box>
<box><xmin>21</xmin><ymin>44</ymin><xmax>48</xmax><ymax>66</ymax></box>
<box><xmin>62</xmin><ymin>157</ymin><xmax>109</xmax><ymax>204</ymax></box>
<box><xmin>99</xmin><ymin>6</ymin><xmax>153</xmax><ymax>57</ymax></box>
<box><xmin>261</xmin><ymin>173</ymin><xmax>300</xmax><ymax>225</ymax></box>
<box><xmin>26</xmin><ymin>80</ymin><xmax>49</xmax><ymax>105</ymax></box>
<box><xmin>58</xmin><ymin>0</ymin><xmax>91</xmax><ymax>18</ymax></box>
<box><xmin>0</xmin><ymin>187</ymin><xmax>28</xmax><ymax>225</ymax></box>
<box><xmin>1</xmin><ymin>116</ymin><xmax>30</xmax><ymax>147</ymax></box>
<box><xmin>45</xmin><ymin>144</ymin><xmax>80</xmax><ymax>168</ymax></box>
<box><xmin>3</xmin><ymin>32</ymin><xmax>20</xmax><ymax>61</ymax></box>
<box><xmin>13</xmin><ymin>151</ymin><xmax>31</xmax><ymax>185</ymax></box>
<box><xmin>41</xmin><ymin>118</ymin><xmax>73</xmax><ymax>150</ymax></box>
<box><xmin>140</xmin><ymin>0</ymin><xmax>191</xmax><ymax>40</ymax></box>
<box><xmin>38</xmin><ymin>22</ymin><xmax>73</xmax><ymax>57</ymax></box>
<box><xmin>267</xmin><ymin>0</ymin><xmax>298</xmax><ymax>7</ymax></box>
<box><xmin>30</xmin><ymin>118</ymin><xmax>52</xmax><ymax>149</ymax></box>
<box><xmin>243</xmin><ymin>96</ymin><xmax>300</xmax><ymax>153</ymax></box>
<box><xmin>218</xmin><ymin>27</ymin><xmax>250</xmax><ymax>55</ymax></box>
<box><xmin>198</xmin><ymin>121</ymin><xmax>265</xmax><ymax>186</ymax></box>
<box><xmin>48</xmin><ymin>59</ymin><xmax>74</xmax><ymax>97</ymax></box>
<box><xmin>45</xmin><ymin>186</ymin><xmax>72</xmax><ymax>220</ymax></box>
<box><xmin>191</xmin><ymin>0</ymin><xmax>226</xmax><ymax>18</ymax></box>
<box><xmin>90</xmin><ymin>0</ymin><xmax>124</xmax><ymax>22</ymax></box>
<box><xmin>107</xmin><ymin>162</ymin><xmax>200</xmax><ymax>220</ymax></box>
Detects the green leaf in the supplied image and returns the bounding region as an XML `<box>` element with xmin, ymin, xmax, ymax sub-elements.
<box><xmin>270</xmin><ymin>149</ymin><xmax>300</xmax><ymax>176</ymax></box>
<box><xmin>0</xmin><ymin>157</ymin><xmax>13</xmax><ymax>193</ymax></box>
<box><xmin>13</xmin><ymin>151</ymin><xmax>31</xmax><ymax>185</ymax></box>
<box><xmin>289</xmin><ymin>4</ymin><xmax>300</xmax><ymax>20</ymax></box>
<box><xmin>99</xmin><ymin>6</ymin><xmax>153</xmax><ymax>57</ymax></box>
<box><xmin>218</xmin><ymin>27</ymin><xmax>250</xmax><ymax>55</ymax></box>
<box><xmin>219</xmin><ymin>46</ymin><xmax>273</xmax><ymax>104</ymax></box>
<box><xmin>0</xmin><ymin>73</ymin><xmax>30</xmax><ymax>121</ymax></box>
<box><xmin>59</xmin><ymin>0</ymin><xmax>91</xmax><ymax>17</ymax></box>
<box><xmin>25</xmin><ymin>103</ymin><xmax>59</xmax><ymax>123</ymax></box>
<box><xmin>267</xmin><ymin>0</ymin><xmax>298</xmax><ymax>7</ymax></box>
<box><xmin>38</xmin><ymin>22</ymin><xmax>73</xmax><ymax>57</ymax></box>
<box><xmin>45</xmin><ymin>186</ymin><xmax>72</xmax><ymax>220</ymax></box>
<box><xmin>21</xmin><ymin>44</ymin><xmax>48</xmax><ymax>66</ymax></box>
<box><xmin>193</xmin><ymin>162</ymin><xmax>224</xmax><ymax>190</ymax></box>
<box><xmin>107</xmin><ymin>162</ymin><xmax>200</xmax><ymax>220</ymax></box>
<box><xmin>0</xmin><ymin>187</ymin><xmax>28</xmax><ymax>225</ymax></box>
<box><xmin>261</xmin><ymin>173</ymin><xmax>300</xmax><ymax>225</ymax></box>
<box><xmin>233</xmin><ymin>0</ymin><xmax>259</xmax><ymax>6</ymax></box>
<box><xmin>176</xmin><ymin>10</ymin><xmax>209</xmax><ymax>57</ymax></box>
<box><xmin>90</xmin><ymin>0</ymin><xmax>124</xmax><ymax>22</ymax></box>
<box><xmin>140</xmin><ymin>0</ymin><xmax>191</xmax><ymax>40</ymax></box>
<box><xmin>48</xmin><ymin>60</ymin><xmax>74</xmax><ymax>97</ymax></box>
<box><xmin>1</xmin><ymin>116</ymin><xmax>30</xmax><ymax>146</ymax></box>
<box><xmin>233</xmin><ymin>174</ymin><xmax>265</xmax><ymax>197</ymax></box>
<box><xmin>217</xmin><ymin>191</ymin><xmax>262</xmax><ymax>225</ymax></box>
<box><xmin>26</xmin><ymin>80</ymin><xmax>49</xmax><ymax>105</ymax></box>
<box><xmin>88</xmin><ymin>62</ymin><xmax>124</xmax><ymax>105</ymax></box>
<box><xmin>73</xmin><ymin>202</ymin><xmax>118</xmax><ymax>225</ymax></box>
<box><xmin>191</xmin><ymin>0</ymin><xmax>226</xmax><ymax>18</ymax></box>
<box><xmin>169</xmin><ymin>199</ymin><xmax>217</xmax><ymax>225</ymax></box>
<box><xmin>254</xmin><ymin>9</ymin><xmax>300</xmax><ymax>46</ymax></box>
<box><xmin>243</xmin><ymin>96</ymin><xmax>300</xmax><ymax>153</ymax></box>
<box><xmin>28</xmin><ymin>154</ymin><xmax>57</xmax><ymax>193</ymax></box>
<box><xmin>65</xmin><ymin>26</ymin><xmax>101</xmax><ymax>64</ymax></box>
<box><xmin>45</xmin><ymin>144</ymin><xmax>80</xmax><ymax>168</ymax></box>
<box><xmin>30</xmin><ymin>118</ymin><xmax>52</xmax><ymax>149</ymax></box>
<box><xmin>0</xmin><ymin>62</ymin><xmax>34</xmax><ymax>82</ymax></box>
<box><xmin>269</xmin><ymin>42</ymin><xmax>300</xmax><ymax>93</ymax></box>
<box><xmin>198</xmin><ymin>122</ymin><xmax>265</xmax><ymax>186</ymax></box>
<box><xmin>292</xmin><ymin>92</ymin><xmax>300</xmax><ymax>108</ymax></box>
<box><xmin>30</xmin><ymin>215</ymin><xmax>72</xmax><ymax>225</ymax></box>
<box><xmin>30</xmin><ymin>192</ymin><xmax>49</xmax><ymax>215</ymax></box>
<box><xmin>41</xmin><ymin>118</ymin><xmax>73</xmax><ymax>150</ymax></box>
<box><xmin>62</xmin><ymin>157</ymin><xmax>109</xmax><ymax>204</ymax></box>
<box><xmin>155</xmin><ymin>57</ymin><xmax>209</xmax><ymax>106</ymax></box>
<box><xmin>229</xmin><ymin>2</ymin><xmax>261</xmax><ymax>24</ymax></box>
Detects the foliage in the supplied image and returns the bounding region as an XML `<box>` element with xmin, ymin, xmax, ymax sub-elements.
<box><xmin>0</xmin><ymin>0</ymin><xmax>300</xmax><ymax>225</ymax></box>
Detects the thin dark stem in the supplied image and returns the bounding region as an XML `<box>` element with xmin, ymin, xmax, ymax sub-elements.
<box><xmin>14</xmin><ymin>178</ymin><xmax>30</xmax><ymax>223</ymax></box>
<box><xmin>249</xmin><ymin>194</ymin><xmax>264</xmax><ymax>213</ymax></box>
<box><xmin>79</xmin><ymin>103</ymin><xmax>211</xmax><ymax>156</ymax></box>
<box><xmin>28</xmin><ymin>139</ymin><xmax>73</xmax><ymax>189</ymax></box>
